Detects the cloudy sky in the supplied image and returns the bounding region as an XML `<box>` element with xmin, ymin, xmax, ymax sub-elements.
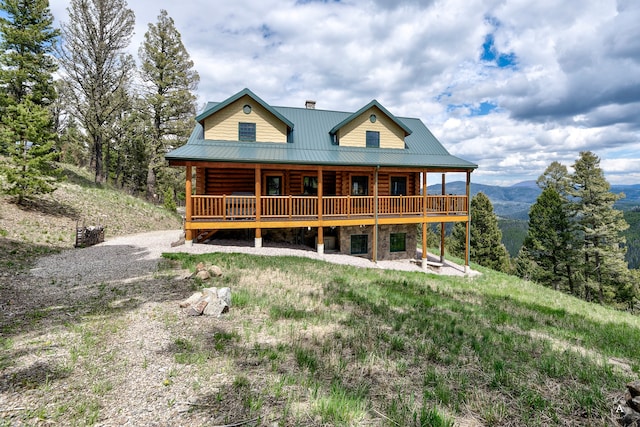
<box><xmin>47</xmin><ymin>0</ymin><xmax>640</xmax><ymax>186</ymax></box>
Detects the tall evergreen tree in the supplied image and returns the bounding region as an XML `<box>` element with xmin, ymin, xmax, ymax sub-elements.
<box><xmin>58</xmin><ymin>0</ymin><xmax>135</xmax><ymax>184</ymax></box>
<box><xmin>0</xmin><ymin>0</ymin><xmax>62</xmax><ymax>202</ymax></box>
<box><xmin>0</xmin><ymin>0</ymin><xmax>58</xmax><ymax>107</ymax></box>
<box><xmin>451</xmin><ymin>192</ymin><xmax>510</xmax><ymax>272</ymax></box>
<box><xmin>51</xmin><ymin>79</ymin><xmax>89</xmax><ymax>167</ymax></box>
<box><xmin>1</xmin><ymin>100</ymin><xmax>60</xmax><ymax>203</ymax></box>
<box><xmin>520</xmin><ymin>186</ymin><xmax>577</xmax><ymax>292</ymax></box>
<box><xmin>570</xmin><ymin>151</ymin><xmax>630</xmax><ymax>303</ymax></box>
<box><xmin>536</xmin><ymin>161</ymin><xmax>571</xmax><ymax>197</ymax></box>
<box><xmin>139</xmin><ymin>9</ymin><xmax>199</xmax><ymax>200</ymax></box>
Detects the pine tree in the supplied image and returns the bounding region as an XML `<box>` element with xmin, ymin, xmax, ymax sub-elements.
<box><xmin>0</xmin><ymin>0</ymin><xmax>59</xmax><ymax>107</ymax></box>
<box><xmin>536</xmin><ymin>161</ymin><xmax>571</xmax><ymax>197</ymax></box>
<box><xmin>1</xmin><ymin>100</ymin><xmax>61</xmax><ymax>203</ymax></box>
<box><xmin>0</xmin><ymin>0</ymin><xmax>62</xmax><ymax>202</ymax></box>
<box><xmin>52</xmin><ymin>80</ymin><xmax>89</xmax><ymax>167</ymax></box>
<box><xmin>571</xmin><ymin>151</ymin><xmax>630</xmax><ymax>303</ymax></box>
<box><xmin>520</xmin><ymin>186</ymin><xmax>577</xmax><ymax>292</ymax></box>
<box><xmin>139</xmin><ymin>9</ymin><xmax>199</xmax><ymax>201</ymax></box>
<box><xmin>58</xmin><ymin>0</ymin><xmax>135</xmax><ymax>184</ymax></box>
<box><xmin>451</xmin><ymin>192</ymin><xmax>510</xmax><ymax>272</ymax></box>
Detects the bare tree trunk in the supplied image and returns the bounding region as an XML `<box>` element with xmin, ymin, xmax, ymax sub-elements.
<box><xmin>104</xmin><ymin>136</ymin><xmax>111</xmax><ymax>184</ymax></box>
<box><xmin>146</xmin><ymin>163</ymin><xmax>157</xmax><ymax>201</ymax></box>
<box><xmin>566</xmin><ymin>265</ymin><xmax>574</xmax><ymax>295</ymax></box>
<box><xmin>95</xmin><ymin>134</ymin><xmax>104</xmax><ymax>184</ymax></box>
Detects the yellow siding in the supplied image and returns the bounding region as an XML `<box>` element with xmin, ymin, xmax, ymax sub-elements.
<box><xmin>338</xmin><ymin>106</ymin><xmax>405</xmax><ymax>149</ymax></box>
<box><xmin>203</xmin><ymin>95</ymin><xmax>288</xmax><ymax>143</ymax></box>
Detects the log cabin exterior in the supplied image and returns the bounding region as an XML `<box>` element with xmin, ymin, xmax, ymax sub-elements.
<box><xmin>166</xmin><ymin>88</ymin><xmax>477</xmax><ymax>270</ymax></box>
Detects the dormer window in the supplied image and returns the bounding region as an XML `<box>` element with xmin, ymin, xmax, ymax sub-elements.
<box><xmin>366</xmin><ymin>131</ymin><xmax>380</xmax><ymax>148</ymax></box>
<box><xmin>239</xmin><ymin>122</ymin><xmax>256</xmax><ymax>142</ymax></box>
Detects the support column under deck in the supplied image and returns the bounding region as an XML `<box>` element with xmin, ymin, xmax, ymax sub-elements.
<box><xmin>465</xmin><ymin>170</ymin><xmax>471</xmax><ymax>274</ymax></box>
<box><xmin>440</xmin><ymin>173</ymin><xmax>446</xmax><ymax>263</ymax></box>
<box><xmin>255</xmin><ymin>164</ymin><xmax>262</xmax><ymax>248</ymax></box>
<box><xmin>422</xmin><ymin>170</ymin><xmax>428</xmax><ymax>271</ymax></box>
<box><xmin>317</xmin><ymin>227</ymin><xmax>324</xmax><ymax>255</ymax></box>
<box><xmin>255</xmin><ymin>228</ymin><xmax>262</xmax><ymax>248</ymax></box>
<box><xmin>317</xmin><ymin>166</ymin><xmax>324</xmax><ymax>256</ymax></box>
<box><xmin>185</xmin><ymin>165</ymin><xmax>193</xmax><ymax>245</ymax></box>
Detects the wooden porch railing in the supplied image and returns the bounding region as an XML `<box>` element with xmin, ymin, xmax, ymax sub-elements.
<box><xmin>190</xmin><ymin>194</ymin><xmax>467</xmax><ymax>221</ymax></box>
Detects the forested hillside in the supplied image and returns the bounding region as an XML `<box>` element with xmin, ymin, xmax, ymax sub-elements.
<box><xmin>429</xmin><ymin>181</ymin><xmax>640</xmax><ymax>269</ymax></box>
<box><xmin>428</xmin><ymin>181</ymin><xmax>640</xmax><ymax>218</ymax></box>
<box><xmin>498</xmin><ymin>218</ymin><xmax>528</xmax><ymax>257</ymax></box>
<box><xmin>626</xmin><ymin>210</ymin><xmax>640</xmax><ymax>269</ymax></box>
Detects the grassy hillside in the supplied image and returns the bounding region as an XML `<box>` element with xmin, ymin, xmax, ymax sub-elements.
<box><xmin>157</xmin><ymin>253</ymin><xmax>639</xmax><ymax>425</ymax></box>
<box><xmin>0</xmin><ymin>164</ymin><xmax>182</xmax><ymax>270</ymax></box>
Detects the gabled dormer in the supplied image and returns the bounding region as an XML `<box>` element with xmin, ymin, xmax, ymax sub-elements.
<box><xmin>329</xmin><ymin>100</ymin><xmax>412</xmax><ymax>149</ymax></box>
<box><xmin>198</xmin><ymin>88</ymin><xmax>294</xmax><ymax>143</ymax></box>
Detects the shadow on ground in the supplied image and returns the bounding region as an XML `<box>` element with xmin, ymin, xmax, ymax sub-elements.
<box><xmin>11</xmin><ymin>196</ymin><xmax>81</xmax><ymax>220</ymax></box>
<box><xmin>0</xmin><ymin>243</ymin><xmax>195</xmax><ymax>341</ymax></box>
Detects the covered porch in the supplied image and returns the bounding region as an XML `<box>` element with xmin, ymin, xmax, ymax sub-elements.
<box><xmin>176</xmin><ymin>161</ymin><xmax>472</xmax><ymax>271</ymax></box>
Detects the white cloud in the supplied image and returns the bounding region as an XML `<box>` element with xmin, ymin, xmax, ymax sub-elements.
<box><xmin>48</xmin><ymin>0</ymin><xmax>640</xmax><ymax>186</ymax></box>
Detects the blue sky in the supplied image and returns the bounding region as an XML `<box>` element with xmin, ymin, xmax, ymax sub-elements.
<box><xmin>42</xmin><ymin>0</ymin><xmax>640</xmax><ymax>185</ymax></box>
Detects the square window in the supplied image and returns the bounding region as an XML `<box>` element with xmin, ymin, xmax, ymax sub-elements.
<box><xmin>239</xmin><ymin>122</ymin><xmax>256</xmax><ymax>142</ymax></box>
<box><xmin>351</xmin><ymin>176</ymin><xmax>368</xmax><ymax>195</ymax></box>
<box><xmin>390</xmin><ymin>233</ymin><xmax>406</xmax><ymax>252</ymax></box>
<box><xmin>303</xmin><ymin>176</ymin><xmax>317</xmax><ymax>195</ymax></box>
<box><xmin>266</xmin><ymin>176</ymin><xmax>282</xmax><ymax>195</ymax></box>
<box><xmin>391</xmin><ymin>177</ymin><xmax>407</xmax><ymax>196</ymax></box>
<box><xmin>366</xmin><ymin>130</ymin><xmax>380</xmax><ymax>148</ymax></box>
<box><xmin>351</xmin><ymin>235</ymin><xmax>368</xmax><ymax>255</ymax></box>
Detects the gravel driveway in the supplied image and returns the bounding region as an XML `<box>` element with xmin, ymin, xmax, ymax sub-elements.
<box><xmin>31</xmin><ymin>229</ymin><xmax>473</xmax><ymax>283</ymax></box>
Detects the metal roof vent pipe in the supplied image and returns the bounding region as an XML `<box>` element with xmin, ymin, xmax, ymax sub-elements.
<box><xmin>305</xmin><ymin>100</ymin><xmax>316</xmax><ymax>109</ymax></box>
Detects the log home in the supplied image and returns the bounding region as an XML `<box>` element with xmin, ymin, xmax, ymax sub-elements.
<box><xmin>166</xmin><ymin>88</ymin><xmax>477</xmax><ymax>271</ymax></box>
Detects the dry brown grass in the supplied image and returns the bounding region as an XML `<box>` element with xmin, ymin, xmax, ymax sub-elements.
<box><xmin>0</xmin><ymin>164</ymin><xmax>181</xmax><ymax>271</ymax></box>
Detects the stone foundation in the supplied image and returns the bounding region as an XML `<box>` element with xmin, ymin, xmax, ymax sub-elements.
<box><xmin>338</xmin><ymin>224</ymin><xmax>417</xmax><ymax>261</ymax></box>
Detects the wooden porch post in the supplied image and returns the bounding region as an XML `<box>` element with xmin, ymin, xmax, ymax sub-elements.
<box><xmin>185</xmin><ymin>164</ymin><xmax>193</xmax><ymax>245</ymax></box>
<box><xmin>440</xmin><ymin>173</ymin><xmax>446</xmax><ymax>263</ymax></box>
<box><xmin>373</xmin><ymin>166</ymin><xmax>379</xmax><ymax>263</ymax></box>
<box><xmin>317</xmin><ymin>167</ymin><xmax>324</xmax><ymax>255</ymax></box>
<box><xmin>255</xmin><ymin>164</ymin><xmax>262</xmax><ymax>248</ymax></box>
<box><xmin>465</xmin><ymin>170</ymin><xmax>471</xmax><ymax>274</ymax></box>
<box><xmin>422</xmin><ymin>170</ymin><xmax>428</xmax><ymax>270</ymax></box>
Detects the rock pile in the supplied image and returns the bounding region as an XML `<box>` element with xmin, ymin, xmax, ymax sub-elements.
<box><xmin>618</xmin><ymin>380</ymin><xmax>640</xmax><ymax>426</ymax></box>
<box><xmin>178</xmin><ymin>262</ymin><xmax>231</xmax><ymax>317</ymax></box>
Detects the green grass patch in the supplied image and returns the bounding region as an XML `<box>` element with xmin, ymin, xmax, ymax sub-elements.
<box><xmin>313</xmin><ymin>381</ymin><xmax>368</xmax><ymax>425</ymax></box>
<box><xmin>159</xmin><ymin>252</ymin><xmax>638</xmax><ymax>426</ymax></box>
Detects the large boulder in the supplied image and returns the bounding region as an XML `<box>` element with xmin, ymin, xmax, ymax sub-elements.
<box><xmin>180</xmin><ymin>287</ymin><xmax>232</xmax><ymax>317</ymax></box>
<box><xmin>179</xmin><ymin>292</ymin><xmax>203</xmax><ymax>308</ymax></box>
<box><xmin>217</xmin><ymin>287</ymin><xmax>231</xmax><ymax>306</ymax></box>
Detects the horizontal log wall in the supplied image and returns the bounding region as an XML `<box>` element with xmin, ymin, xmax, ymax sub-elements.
<box><xmin>323</xmin><ymin>171</ymin><xmax>336</xmax><ymax>196</ymax></box>
<box><xmin>205</xmin><ymin>168</ymin><xmax>255</xmax><ymax>195</ymax></box>
<box><xmin>200</xmin><ymin>168</ymin><xmax>421</xmax><ymax>197</ymax></box>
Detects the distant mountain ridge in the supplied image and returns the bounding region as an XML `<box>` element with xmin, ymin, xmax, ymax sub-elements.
<box><xmin>428</xmin><ymin>181</ymin><xmax>640</xmax><ymax>219</ymax></box>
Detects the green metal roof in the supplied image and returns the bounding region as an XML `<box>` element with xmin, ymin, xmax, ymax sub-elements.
<box><xmin>167</xmin><ymin>90</ymin><xmax>477</xmax><ymax>170</ymax></box>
